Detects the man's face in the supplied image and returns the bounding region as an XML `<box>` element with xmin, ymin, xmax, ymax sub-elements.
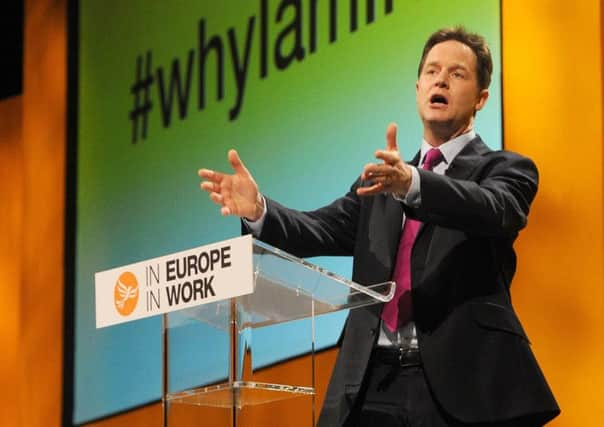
<box><xmin>416</xmin><ymin>40</ymin><xmax>488</xmax><ymax>138</ymax></box>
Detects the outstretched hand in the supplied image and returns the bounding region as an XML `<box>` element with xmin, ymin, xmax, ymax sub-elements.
<box><xmin>357</xmin><ymin>123</ymin><xmax>412</xmax><ymax>197</ymax></box>
<box><xmin>198</xmin><ymin>149</ymin><xmax>264</xmax><ymax>221</ymax></box>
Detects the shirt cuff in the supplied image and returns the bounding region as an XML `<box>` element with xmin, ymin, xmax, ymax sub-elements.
<box><xmin>392</xmin><ymin>166</ymin><xmax>421</xmax><ymax>207</ymax></box>
<box><xmin>242</xmin><ymin>195</ymin><xmax>267</xmax><ymax>235</ymax></box>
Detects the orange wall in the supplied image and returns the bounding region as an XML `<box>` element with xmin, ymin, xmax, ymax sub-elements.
<box><xmin>2</xmin><ymin>0</ymin><xmax>67</xmax><ymax>426</ymax></box>
<box><xmin>1</xmin><ymin>1</ymin><xmax>603</xmax><ymax>426</ymax></box>
<box><xmin>502</xmin><ymin>1</ymin><xmax>604</xmax><ymax>425</ymax></box>
<box><xmin>0</xmin><ymin>95</ymin><xmax>23</xmax><ymax>427</ymax></box>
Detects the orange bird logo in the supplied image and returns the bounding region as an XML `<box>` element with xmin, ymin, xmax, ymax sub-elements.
<box><xmin>114</xmin><ymin>271</ymin><xmax>139</xmax><ymax>316</ymax></box>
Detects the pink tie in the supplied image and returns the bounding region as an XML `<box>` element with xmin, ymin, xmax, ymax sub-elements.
<box><xmin>381</xmin><ymin>148</ymin><xmax>444</xmax><ymax>332</ymax></box>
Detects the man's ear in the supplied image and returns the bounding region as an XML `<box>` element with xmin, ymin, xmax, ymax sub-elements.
<box><xmin>475</xmin><ymin>89</ymin><xmax>489</xmax><ymax>112</ymax></box>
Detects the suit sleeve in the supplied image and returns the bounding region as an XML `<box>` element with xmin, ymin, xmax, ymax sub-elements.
<box><xmin>408</xmin><ymin>152</ymin><xmax>538</xmax><ymax>236</ymax></box>
<box><xmin>243</xmin><ymin>179</ymin><xmax>362</xmax><ymax>258</ymax></box>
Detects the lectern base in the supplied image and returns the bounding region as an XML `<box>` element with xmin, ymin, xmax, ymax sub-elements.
<box><xmin>166</xmin><ymin>381</ymin><xmax>315</xmax><ymax>409</ymax></box>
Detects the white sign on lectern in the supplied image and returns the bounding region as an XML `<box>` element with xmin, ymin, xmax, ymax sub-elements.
<box><xmin>94</xmin><ymin>235</ymin><xmax>254</xmax><ymax>328</ymax></box>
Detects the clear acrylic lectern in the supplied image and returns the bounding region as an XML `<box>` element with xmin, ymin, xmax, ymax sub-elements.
<box><xmin>161</xmin><ymin>239</ymin><xmax>394</xmax><ymax>426</ymax></box>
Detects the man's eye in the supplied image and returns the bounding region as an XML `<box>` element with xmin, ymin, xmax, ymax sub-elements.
<box><xmin>452</xmin><ymin>71</ymin><xmax>465</xmax><ymax>78</ymax></box>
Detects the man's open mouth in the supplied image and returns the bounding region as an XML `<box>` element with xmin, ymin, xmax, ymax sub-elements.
<box><xmin>430</xmin><ymin>94</ymin><xmax>448</xmax><ymax>105</ymax></box>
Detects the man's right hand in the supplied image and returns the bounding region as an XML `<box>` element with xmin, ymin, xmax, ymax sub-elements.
<box><xmin>198</xmin><ymin>149</ymin><xmax>264</xmax><ymax>221</ymax></box>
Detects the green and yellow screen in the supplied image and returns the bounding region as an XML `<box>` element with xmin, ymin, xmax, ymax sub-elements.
<box><xmin>74</xmin><ymin>0</ymin><xmax>502</xmax><ymax>423</ymax></box>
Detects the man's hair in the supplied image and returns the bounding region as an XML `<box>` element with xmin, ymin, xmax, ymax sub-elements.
<box><xmin>417</xmin><ymin>26</ymin><xmax>493</xmax><ymax>91</ymax></box>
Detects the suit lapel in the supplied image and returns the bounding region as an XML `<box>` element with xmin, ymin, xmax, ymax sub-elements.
<box><xmin>444</xmin><ymin>136</ymin><xmax>491</xmax><ymax>180</ymax></box>
<box><xmin>413</xmin><ymin>136</ymin><xmax>491</xmax><ymax>239</ymax></box>
<box><xmin>380</xmin><ymin>150</ymin><xmax>419</xmax><ymax>283</ymax></box>
<box><xmin>382</xmin><ymin>193</ymin><xmax>404</xmax><ymax>272</ymax></box>
<box><xmin>409</xmin><ymin>150</ymin><xmax>421</xmax><ymax>167</ymax></box>
<box><xmin>364</xmin><ymin>193</ymin><xmax>402</xmax><ymax>317</ymax></box>
<box><xmin>411</xmin><ymin>135</ymin><xmax>491</xmax><ymax>179</ymax></box>
<box><xmin>397</xmin><ymin>136</ymin><xmax>491</xmax><ymax>260</ymax></box>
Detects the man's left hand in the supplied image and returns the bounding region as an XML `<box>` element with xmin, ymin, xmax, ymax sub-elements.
<box><xmin>357</xmin><ymin>123</ymin><xmax>413</xmax><ymax>197</ymax></box>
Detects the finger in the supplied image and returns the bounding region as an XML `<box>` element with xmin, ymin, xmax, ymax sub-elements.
<box><xmin>375</xmin><ymin>149</ymin><xmax>400</xmax><ymax>165</ymax></box>
<box><xmin>200</xmin><ymin>181</ymin><xmax>220</xmax><ymax>193</ymax></box>
<box><xmin>228</xmin><ymin>149</ymin><xmax>251</xmax><ymax>177</ymax></box>
<box><xmin>209</xmin><ymin>192</ymin><xmax>225</xmax><ymax>206</ymax></box>
<box><xmin>371</xmin><ymin>175</ymin><xmax>392</xmax><ymax>185</ymax></box>
<box><xmin>361</xmin><ymin>163</ymin><xmax>386</xmax><ymax>180</ymax></box>
<box><xmin>361</xmin><ymin>163</ymin><xmax>373</xmax><ymax>180</ymax></box>
<box><xmin>356</xmin><ymin>183</ymin><xmax>386</xmax><ymax>197</ymax></box>
<box><xmin>221</xmin><ymin>206</ymin><xmax>232</xmax><ymax>216</ymax></box>
<box><xmin>362</xmin><ymin>163</ymin><xmax>394</xmax><ymax>179</ymax></box>
<box><xmin>198</xmin><ymin>168</ymin><xmax>224</xmax><ymax>183</ymax></box>
<box><xmin>386</xmin><ymin>123</ymin><xmax>398</xmax><ymax>151</ymax></box>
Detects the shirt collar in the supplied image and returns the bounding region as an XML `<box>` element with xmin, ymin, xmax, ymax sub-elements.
<box><xmin>419</xmin><ymin>130</ymin><xmax>476</xmax><ymax>166</ymax></box>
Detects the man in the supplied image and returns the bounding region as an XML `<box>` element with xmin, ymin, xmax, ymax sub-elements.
<box><xmin>199</xmin><ymin>27</ymin><xmax>559</xmax><ymax>427</ymax></box>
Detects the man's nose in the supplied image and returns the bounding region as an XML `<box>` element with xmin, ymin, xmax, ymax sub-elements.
<box><xmin>434</xmin><ymin>71</ymin><xmax>449</xmax><ymax>88</ymax></box>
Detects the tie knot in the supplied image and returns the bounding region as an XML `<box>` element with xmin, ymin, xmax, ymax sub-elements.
<box><xmin>422</xmin><ymin>148</ymin><xmax>443</xmax><ymax>171</ymax></box>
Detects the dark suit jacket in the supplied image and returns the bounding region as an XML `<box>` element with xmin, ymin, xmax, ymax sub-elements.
<box><xmin>249</xmin><ymin>136</ymin><xmax>560</xmax><ymax>426</ymax></box>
